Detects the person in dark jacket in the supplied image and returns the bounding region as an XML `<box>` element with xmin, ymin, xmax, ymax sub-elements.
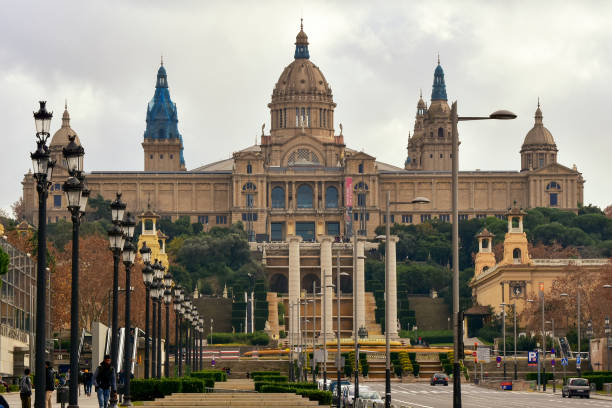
<box><xmin>45</xmin><ymin>362</ymin><xmax>56</xmax><ymax>408</ymax></box>
<box><xmin>93</xmin><ymin>355</ymin><xmax>116</xmax><ymax>408</ymax></box>
<box><xmin>20</xmin><ymin>368</ymin><xmax>32</xmax><ymax>408</ymax></box>
<box><xmin>83</xmin><ymin>369</ymin><xmax>93</xmax><ymax>397</ymax></box>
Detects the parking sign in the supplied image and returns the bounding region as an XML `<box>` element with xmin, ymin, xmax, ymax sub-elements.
<box><xmin>528</xmin><ymin>351</ymin><xmax>538</xmax><ymax>367</ymax></box>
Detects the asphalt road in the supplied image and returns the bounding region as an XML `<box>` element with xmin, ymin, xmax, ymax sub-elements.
<box><xmin>364</xmin><ymin>382</ymin><xmax>610</xmax><ymax>408</ymax></box>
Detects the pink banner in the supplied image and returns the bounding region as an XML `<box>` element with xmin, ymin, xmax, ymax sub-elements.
<box><xmin>345</xmin><ymin>177</ymin><xmax>353</xmax><ymax>207</ymax></box>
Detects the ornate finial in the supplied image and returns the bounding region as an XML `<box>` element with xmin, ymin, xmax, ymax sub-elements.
<box><xmin>419</xmin><ymin>89</ymin><xmax>422</xmax><ymax>99</ymax></box>
<box><xmin>537</xmin><ymin>97</ymin><xmax>540</xmax><ymax>108</ymax></box>
<box><xmin>300</xmin><ymin>17</ymin><xmax>303</xmax><ymax>31</ymax></box>
<box><xmin>339</xmin><ymin>123</ymin><xmax>343</xmax><ymax>136</ymax></box>
<box><xmin>261</xmin><ymin>123</ymin><xmax>265</xmax><ymax>136</ymax></box>
<box><xmin>65</xmin><ymin>99</ymin><xmax>67</xmax><ymax>110</ymax></box>
<box><xmin>161</xmin><ymin>54</ymin><xmax>164</xmax><ymax>66</ymax></box>
<box><xmin>437</xmin><ymin>53</ymin><xmax>440</xmax><ymax>65</ymax></box>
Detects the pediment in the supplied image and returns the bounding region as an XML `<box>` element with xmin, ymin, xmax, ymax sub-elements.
<box><xmin>346</xmin><ymin>150</ymin><xmax>376</xmax><ymax>161</ymax></box>
<box><xmin>528</xmin><ymin>162</ymin><xmax>579</xmax><ymax>176</ymax></box>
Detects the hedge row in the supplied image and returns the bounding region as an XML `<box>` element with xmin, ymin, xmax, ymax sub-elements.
<box><xmin>251</xmin><ymin>370</ymin><xmax>280</xmax><ymax>377</ymax></box>
<box><xmin>583</xmin><ymin>374</ymin><xmax>612</xmax><ymax>391</ymax></box>
<box><xmin>525</xmin><ymin>372</ymin><xmax>555</xmax><ymax>382</ymax></box>
<box><xmin>259</xmin><ymin>384</ymin><xmax>332</xmax><ymax>405</ymax></box>
<box><xmin>131</xmin><ymin>378</ymin><xmax>213</xmax><ymax>401</ymax></box>
<box><xmin>252</xmin><ymin>375</ymin><xmax>288</xmax><ymax>383</ymax></box>
<box><xmin>191</xmin><ymin>370</ymin><xmax>227</xmax><ymax>382</ymax></box>
<box><xmin>254</xmin><ymin>381</ymin><xmax>317</xmax><ymax>392</ymax></box>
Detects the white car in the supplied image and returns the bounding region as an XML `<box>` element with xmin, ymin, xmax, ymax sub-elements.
<box><xmin>341</xmin><ymin>385</ymin><xmax>355</xmax><ymax>407</ymax></box>
<box><xmin>357</xmin><ymin>389</ymin><xmax>384</xmax><ymax>408</ymax></box>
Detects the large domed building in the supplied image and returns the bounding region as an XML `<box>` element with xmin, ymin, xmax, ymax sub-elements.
<box><xmin>21</xmin><ymin>22</ymin><xmax>585</xmax><ymax>339</ymax></box>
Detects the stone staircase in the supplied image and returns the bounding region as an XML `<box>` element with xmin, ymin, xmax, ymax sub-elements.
<box><xmin>364</xmin><ymin>292</ymin><xmax>382</xmax><ymax>335</ymax></box>
<box><xmin>416</xmin><ymin>352</ymin><xmax>443</xmax><ymax>378</ymax></box>
<box><xmin>140</xmin><ymin>392</ymin><xmax>319</xmax><ymax>407</ymax></box>
<box><xmin>367</xmin><ymin>360</ymin><xmax>395</xmax><ymax>380</ymax></box>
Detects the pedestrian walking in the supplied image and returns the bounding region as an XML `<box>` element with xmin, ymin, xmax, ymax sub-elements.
<box><xmin>45</xmin><ymin>362</ymin><xmax>55</xmax><ymax>408</ymax></box>
<box><xmin>93</xmin><ymin>355</ymin><xmax>116</xmax><ymax>408</ymax></box>
<box><xmin>19</xmin><ymin>368</ymin><xmax>32</xmax><ymax>408</ymax></box>
<box><xmin>83</xmin><ymin>369</ymin><xmax>93</xmax><ymax>397</ymax></box>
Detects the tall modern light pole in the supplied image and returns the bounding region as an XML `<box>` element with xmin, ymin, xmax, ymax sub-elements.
<box><xmin>109</xmin><ymin>193</ymin><xmax>126</xmax><ymax>379</ymax></box>
<box><xmin>31</xmin><ymin>101</ymin><xmax>54</xmax><ymax>408</ymax></box>
<box><xmin>379</xmin><ymin>193</ymin><xmax>429</xmax><ymax>408</ymax></box>
<box><xmin>561</xmin><ymin>291</ymin><xmax>582</xmax><ymax>375</ymax></box>
<box><xmin>605</xmin><ymin>316</ymin><xmax>611</xmax><ymax>371</ymax></box>
<box><xmin>321</xmin><ymin>273</ymin><xmax>334</xmax><ymax>391</ymax></box>
<box><xmin>335</xmin><ymin>251</ymin><xmax>349</xmax><ymax>408</ymax></box>
<box><xmin>121</xmin><ymin>213</ymin><xmax>137</xmax><ymax>406</ymax></box>
<box><xmin>62</xmin><ymin>134</ymin><xmax>88</xmax><ymax>408</ymax></box>
<box><xmin>545</xmin><ymin>319</ymin><xmax>556</xmax><ymax>393</ymax></box>
<box><xmin>139</xmin><ymin>244</ymin><xmax>153</xmax><ymax>378</ymax></box>
<box><xmin>451</xmin><ymin>104</ymin><xmax>516</xmax><ymax>407</ymax></box>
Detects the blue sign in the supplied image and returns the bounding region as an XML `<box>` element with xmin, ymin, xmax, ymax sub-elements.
<box><xmin>561</xmin><ymin>357</ymin><xmax>568</xmax><ymax>366</ymax></box>
<box><xmin>576</xmin><ymin>355</ymin><xmax>581</xmax><ymax>366</ymax></box>
<box><xmin>496</xmin><ymin>356</ymin><xmax>502</xmax><ymax>363</ymax></box>
<box><xmin>528</xmin><ymin>351</ymin><xmax>539</xmax><ymax>367</ymax></box>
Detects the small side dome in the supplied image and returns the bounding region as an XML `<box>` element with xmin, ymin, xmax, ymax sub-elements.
<box><xmin>50</xmin><ymin>103</ymin><xmax>81</xmax><ymax>148</ymax></box>
<box><xmin>521</xmin><ymin>103</ymin><xmax>557</xmax><ymax>150</ymax></box>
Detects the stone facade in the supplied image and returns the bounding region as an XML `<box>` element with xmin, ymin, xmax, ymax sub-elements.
<box><xmin>21</xmin><ymin>24</ymin><xmax>584</xmax><ymax>238</ymax></box>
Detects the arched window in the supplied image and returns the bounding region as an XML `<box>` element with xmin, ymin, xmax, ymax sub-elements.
<box><xmin>358</xmin><ymin>163</ymin><xmax>364</xmax><ymax>174</ymax></box>
<box><xmin>325</xmin><ymin>186</ymin><xmax>338</xmax><ymax>208</ymax></box>
<box><xmin>546</xmin><ymin>181</ymin><xmax>561</xmax><ymax>190</ymax></box>
<box><xmin>482</xmin><ymin>266</ymin><xmax>489</xmax><ymax>272</ymax></box>
<box><xmin>297</xmin><ymin>184</ymin><xmax>313</xmax><ymax>208</ymax></box>
<box><xmin>246</xmin><ymin>163</ymin><xmax>252</xmax><ymax>174</ymax></box>
<box><xmin>513</xmin><ymin>248</ymin><xmax>521</xmax><ymax>263</ymax></box>
<box><xmin>438</xmin><ymin>127</ymin><xmax>444</xmax><ymax>138</ymax></box>
<box><xmin>287</xmin><ymin>149</ymin><xmax>320</xmax><ymax>166</ymax></box>
<box><xmin>271</xmin><ymin>186</ymin><xmax>285</xmax><ymax>209</ymax></box>
<box><xmin>242</xmin><ymin>182</ymin><xmax>256</xmax><ymax>191</ymax></box>
<box><xmin>511</xmin><ymin>217</ymin><xmax>519</xmax><ymax>229</ymax></box>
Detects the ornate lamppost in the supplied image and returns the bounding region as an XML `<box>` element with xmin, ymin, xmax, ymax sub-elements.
<box><xmin>31</xmin><ymin>101</ymin><xmax>54</xmax><ymax>408</ymax></box>
<box><xmin>121</xmin><ymin>213</ymin><xmax>137</xmax><ymax>406</ymax></box>
<box><xmin>199</xmin><ymin>317</ymin><xmax>204</xmax><ymax>371</ymax></box>
<box><xmin>139</xmin><ymin>243</ymin><xmax>153</xmax><ymax>378</ymax></box>
<box><xmin>173</xmin><ymin>287</ymin><xmax>183</xmax><ymax>376</ymax></box>
<box><xmin>108</xmin><ymin>194</ymin><xmax>126</xmax><ymax>375</ymax></box>
<box><xmin>62</xmin><ymin>134</ymin><xmax>88</xmax><ymax>408</ymax></box>
<box><xmin>156</xmin><ymin>266</ymin><xmax>165</xmax><ymax>377</ymax></box>
<box><xmin>163</xmin><ymin>273</ymin><xmax>173</xmax><ymax>377</ymax></box>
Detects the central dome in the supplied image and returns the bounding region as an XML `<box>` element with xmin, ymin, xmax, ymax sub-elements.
<box><xmin>271</xmin><ymin>22</ymin><xmax>333</xmax><ymax>104</ymax></box>
<box><xmin>521</xmin><ymin>105</ymin><xmax>556</xmax><ymax>150</ymax></box>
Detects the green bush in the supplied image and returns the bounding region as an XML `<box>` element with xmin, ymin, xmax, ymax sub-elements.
<box><xmin>207</xmin><ymin>331</ymin><xmax>270</xmax><ymax>345</ymax></box>
<box><xmin>525</xmin><ymin>372</ymin><xmax>554</xmax><ymax>381</ymax></box>
<box><xmin>191</xmin><ymin>370</ymin><xmax>227</xmax><ymax>382</ymax></box>
<box><xmin>251</xmin><ymin>371</ymin><xmax>280</xmax><ymax>377</ymax></box>
<box><xmin>254</xmin><ymin>381</ymin><xmax>317</xmax><ymax>392</ymax></box>
<box><xmin>0</xmin><ymin>385</ymin><xmax>5</xmax><ymax>393</ymax></box>
<box><xmin>400</xmin><ymin>329</ymin><xmax>454</xmax><ymax>344</ymax></box>
<box><xmin>181</xmin><ymin>378</ymin><xmax>210</xmax><ymax>393</ymax></box>
<box><xmin>359</xmin><ymin>353</ymin><xmax>369</xmax><ymax>377</ymax></box>
<box><xmin>8</xmin><ymin>384</ymin><xmax>19</xmax><ymax>392</ymax></box>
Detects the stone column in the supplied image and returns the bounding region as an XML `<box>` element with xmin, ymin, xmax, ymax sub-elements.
<box><xmin>288</xmin><ymin>236</ymin><xmax>302</xmax><ymax>340</ymax></box>
<box><xmin>320</xmin><ymin>236</ymin><xmax>334</xmax><ymax>337</ymax></box>
<box><xmin>355</xmin><ymin>237</ymin><xmax>366</xmax><ymax>330</ymax></box>
<box><xmin>387</xmin><ymin>235</ymin><xmax>400</xmax><ymax>339</ymax></box>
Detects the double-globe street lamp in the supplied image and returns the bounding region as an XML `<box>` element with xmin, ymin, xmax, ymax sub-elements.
<box><xmin>139</xmin><ymin>243</ymin><xmax>153</xmax><ymax>378</ymax></box>
<box><xmin>30</xmin><ymin>101</ymin><xmax>55</xmax><ymax>408</ymax></box>
<box><xmin>500</xmin><ymin>302</ymin><xmax>518</xmax><ymax>380</ymax></box>
<box><xmin>62</xmin><ymin>133</ymin><xmax>90</xmax><ymax>408</ymax></box>
<box><xmin>174</xmin><ymin>287</ymin><xmax>185</xmax><ymax>376</ymax></box>
<box><xmin>121</xmin><ymin>213</ymin><xmax>137</xmax><ymax>406</ymax></box>
<box><xmin>163</xmin><ymin>270</ymin><xmax>173</xmax><ymax>377</ymax></box>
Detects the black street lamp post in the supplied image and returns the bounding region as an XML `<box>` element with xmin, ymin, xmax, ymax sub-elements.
<box><xmin>199</xmin><ymin>318</ymin><xmax>204</xmax><ymax>371</ymax></box>
<box><xmin>151</xmin><ymin>277</ymin><xmax>158</xmax><ymax>378</ymax></box>
<box><xmin>157</xmin><ymin>272</ymin><xmax>163</xmax><ymax>378</ymax></box>
<box><xmin>163</xmin><ymin>276</ymin><xmax>172</xmax><ymax>377</ymax></box>
<box><xmin>121</xmin><ymin>213</ymin><xmax>137</xmax><ymax>406</ymax></box>
<box><xmin>109</xmin><ymin>194</ymin><xmax>126</xmax><ymax>382</ymax></box>
<box><xmin>62</xmin><ymin>133</ymin><xmax>88</xmax><ymax>408</ymax></box>
<box><xmin>173</xmin><ymin>287</ymin><xmax>183</xmax><ymax>377</ymax></box>
<box><xmin>31</xmin><ymin>101</ymin><xmax>54</xmax><ymax>408</ymax></box>
<box><xmin>139</xmin><ymin>243</ymin><xmax>153</xmax><ymax>378</ymax></box>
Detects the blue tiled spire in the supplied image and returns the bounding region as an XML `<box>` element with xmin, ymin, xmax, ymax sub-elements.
<box><xmin>431</xmin><ymin>57</ymin><xmax>448</xmax><ymax>101</ymax></box>
<box><xmin>144</xmin><ymin>61</ymin><xmax>185</xmax><ymax>165</ymax></box>
<box><xmin>294</xmin><ymin>19</ymin><xmax>310</xmax><ymax>59</ymax></box>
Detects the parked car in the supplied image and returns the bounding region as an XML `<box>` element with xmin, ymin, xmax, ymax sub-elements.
<box><xmin>341</xmin><ymin>385</ymin><xmax>355</xmax><ymax>407</ymax></box>
<box><xmin>562</xmin><ymin>378</ymin><xmax>590</xmax><ymax>398</ymax></box>
<box><xmin>330</xmin><ymin>380</ymin><xmax>351</xmax><ymax>404</ymax></box>
<box><xmin>430</xmin><ymin>372</ymin><xmax>449</xmax><ymax>386</ymax></box>
<box><xmin>357</xmin><ymin>389</ymin><xmax>384</xmax><ymax>407</ymax></box>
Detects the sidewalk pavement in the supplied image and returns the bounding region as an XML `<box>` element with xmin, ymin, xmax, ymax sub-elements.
<box><xmin>2</xmin><ymin>390</ymin><xmax>101</xmax><ymax>408</ymax></box>
<box><xmin>533</xmin><ymin>387</ymin><xmax>612</xmax><ymax>401</ymax></box>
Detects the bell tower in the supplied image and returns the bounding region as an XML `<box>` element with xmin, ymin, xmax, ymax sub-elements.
<box><xmin>142</xmin><ymin>60</ymin><xmax>186</xmax><ymax>171</ymax></box>
<box><xmin>474</xmin><ymin>228</ymin><xmax>496</xmax><ymax>277</ymax></box>
<box><xmin>500</xmin><ymin>204</ymin><xmax>531</xmax><ymax>266</ymax></box>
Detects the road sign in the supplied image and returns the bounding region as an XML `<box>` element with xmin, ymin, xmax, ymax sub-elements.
<box><xmin>576</xmin><ymin>355</ymin><xmax>581</xmax><ymax>366</ymax></box>
<box><xmin>528</xmin><ymin>351</ymin><xmax>538</xmax><ymax>367</ymax></box>
<box><xmin>561</xmin><ymin>357</ymin><xmax>568</xmax><ymax>366</ymax></box>
<box><xmin>551</xmin><ymin>359</ymin><xmax>555</xmax><ymax>366</ymax></box>
<box><xmin>477</xmin><ymin>346</ymin><xmax>491</xmax><ymax>363</ymax></box>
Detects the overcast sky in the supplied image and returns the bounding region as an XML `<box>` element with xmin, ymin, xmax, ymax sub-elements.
<box><xmin>2</xmin><ymin>0</ymin><xmax>611</xmax><ymax>215</ymax></box>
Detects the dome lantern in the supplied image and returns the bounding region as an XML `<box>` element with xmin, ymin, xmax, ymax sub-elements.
<box><xmin>294</xmin><ymin>18</ymin><xmax>310</xmax><ymax>59</ymax></box>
